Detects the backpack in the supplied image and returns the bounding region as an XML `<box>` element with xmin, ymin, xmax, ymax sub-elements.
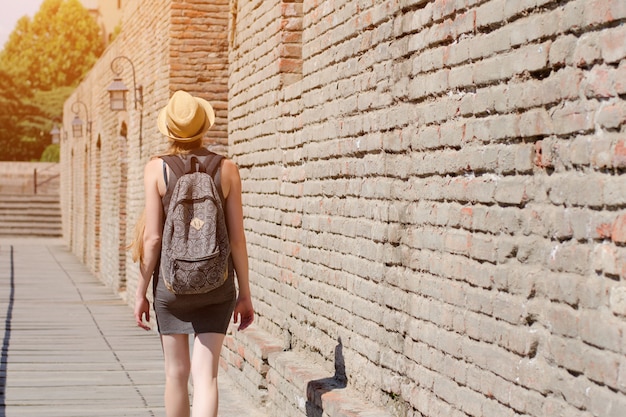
<box><xmin>159</xmin><ymin>153</ymin><xmax>230</xmax><ymax>295</ymax></box>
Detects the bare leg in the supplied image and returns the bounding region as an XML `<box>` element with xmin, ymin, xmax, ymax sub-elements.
<box><xmin>191</xmin><ymin>332</ymin><xmax>225</xmax><ymax>417</ymax></box>
<box><xmin>162</xmin><ymin>334</ymin><xmax>191</xmax><ymax>417</ymax></box>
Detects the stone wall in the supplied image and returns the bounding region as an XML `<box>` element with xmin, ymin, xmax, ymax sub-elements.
<box><xmin>61</xmin><ymin>0</ymin><xmax>626</xmax><ymax>416</ymax></box>
<box><xmin>0</xmin><ymin>162</ymin><xmax>60</xmax><ymax>195</ymax></box>
<box><xmin>226</xmin><ymin>0</ymin><xmax>626</xmax><ymax>416</ymax></box>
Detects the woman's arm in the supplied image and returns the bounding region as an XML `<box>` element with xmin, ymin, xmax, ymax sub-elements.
<box><xmin>222</xmin><ymin>159</ymin><xmax>254</xmax><ymax>330</ymax></box>
<box><xmin>134</xmin><ymin>158</ymin><xmax>164</xmax><ymax>330</ymax></box>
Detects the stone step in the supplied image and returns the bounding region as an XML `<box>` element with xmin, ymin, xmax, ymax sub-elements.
<box><xmin>0</xmin><ymin>203</ymin><xmax>60</xmax><ymax>211</ymax></box>
<box><xmin>0</xmin><ymin>193</ymin><xmax>60</xmax><ymax>201</ymax></box>
<box><xmin>0</xmin><ymin>217</ymin><xmax>61</xmax><ymax>225</ymax></box>
<box><xmin>0</xmin><ymin>212</ymin><xmax>61</xmax><ymax>221</ymax></box>
<box><xmin>0</xmin><ymin>193</ymin><xmax>62</xmax><ymax>237</ymax></box>
<box><xmin>0</xmin><ymin>205</ymin><xmax>61</xmax><ymax>218</ymax></box>
<box><xmin>0</xmin><ymin>226</ymin><xmax>62</xmax><ymax>237</ymax></box>
<box><xmin>0</xmin><ymin>199</ymin><xmax>60</xmax><ymax>205</ymax></box>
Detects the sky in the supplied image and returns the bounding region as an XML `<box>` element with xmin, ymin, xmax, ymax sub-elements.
<box><xmin>0</xmin><ymin>0</ymin><xmax>44</xmax><ymax>49</ymax></box>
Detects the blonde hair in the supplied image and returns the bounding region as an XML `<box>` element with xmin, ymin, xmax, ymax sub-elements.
<box><xmin>127</xmin><ymin>139</ymin><xmax>204</xmax><ymax>263</ymax></box>
<box><xmin>128</xmin><ymin>209</ymin><xmax>146</xmax><ymax>263</ymax></box>
<box><xmin>160</xmin><ymin>138</ymin><xmax>203</xmax><ymax>156</ymax></box>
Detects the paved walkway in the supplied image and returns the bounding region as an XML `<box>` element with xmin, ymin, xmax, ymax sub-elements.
<box><xmin>0</xmin><ymin>238</ymin><xmax>268</xmax><ymax>417</ymax></box>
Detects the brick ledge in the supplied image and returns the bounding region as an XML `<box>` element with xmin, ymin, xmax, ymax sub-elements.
<box><xmin>222</xmin><ymin>325</ymin><xmax>392</xmax><ymax>417</ymax></box>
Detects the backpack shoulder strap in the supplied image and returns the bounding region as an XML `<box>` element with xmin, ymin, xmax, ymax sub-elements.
<box><xmin>203</xmin><ymin>153</ymin><xmax>224</xmax><ymax>177</ymax></box>
<box><xmin>200</xmin><ymin>153</ymin><xmax>225</xmax><ymax>202</ymax></box>
<box><xmin>160</xmin><ymin>155</ymin><xmax>186</xmax><ymax>179</ymax></box>
<box><xmin>160</xmin><ymin>155</ymin><xmax>187</xmax><ymax>213</ymax></box>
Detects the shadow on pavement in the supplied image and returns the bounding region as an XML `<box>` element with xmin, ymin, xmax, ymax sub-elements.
<box><xmin>0</xmin><ymin>245</ymin><xmax>15</xmax><ymax>417</ymax></box>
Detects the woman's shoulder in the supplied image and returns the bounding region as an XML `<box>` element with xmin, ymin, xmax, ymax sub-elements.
<box><xmin>143</xmin><ymin>157</ymin><xmax>164</xmax><ymax>180</ymax></box>
<box><xmin>220</xmin><ymin>158</ymin><xmax>240</xmax><ymax>178</ymax></box>
<box><xmin>146</xmin><ymin>157</ymin><xmax>164</xmax><ymax>169</ymax></box>
<box><xmin>218</xmin><ymin>158</ymin><xmax>240</xmax><ymax>199</ymax></box>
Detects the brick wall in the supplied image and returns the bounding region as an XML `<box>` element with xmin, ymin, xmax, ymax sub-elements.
<box><xmin>227</xmin><ymin>0</ymin><xmax>626</xmax><ymax>416</ymax></box>
<box><xmin>170</xmin><ymin>0</ymin><xmax>230</xmax><ymax>149</ymax></box>
<box><xmin>62</xmin><ymin>0</ymin><xmax>626</xmax><ymax>416</ymax></box>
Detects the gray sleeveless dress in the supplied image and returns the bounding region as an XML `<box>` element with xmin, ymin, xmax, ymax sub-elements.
<box><xmin>152</xmin><ymin>149</ymin><xmax>236</xmax><ymax>335</ymax></box>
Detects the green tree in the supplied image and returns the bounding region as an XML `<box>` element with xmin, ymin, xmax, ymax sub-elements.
<box><xmin>0</xmin><ymin>70</ymin><xmax>74</xmax><ymax>161</ymax></box>
<box><xmin>41</xmin><ymin>144</ymin><xmax>60</xmax><ymax>162</ymax></box>
<box><xmin>0</xmin><ymin>0</ymin><xmax>103</xmax><ymax>160</ymax></box>
<box><xmin>0</xmin><ymin>69</ymin><xmax>42</xmax><ymax>161</ymax></box>
<box><xmin>0</xmin><ymin>0</ymin><xmax>103</xmax><ymax>90</ymax></box>
<box><xmin>0</xmin><ymin>17</ymin><xmax>32</xmax><ymax>91</ymax></box>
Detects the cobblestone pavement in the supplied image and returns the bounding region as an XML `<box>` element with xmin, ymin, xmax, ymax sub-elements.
<box><xmin>0</xmin><ymin>239</ymin><xmax>268</xmax><ymax>417</ymax></box>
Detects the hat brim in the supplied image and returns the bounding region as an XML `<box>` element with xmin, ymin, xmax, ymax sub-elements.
<box><xmin>157</xmin><ymin>96</ymin><xmax>215</xmax><ymax>142</ymax></box>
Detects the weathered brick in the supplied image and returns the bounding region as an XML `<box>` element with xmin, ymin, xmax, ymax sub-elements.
<box><xmin>584</xmin><ymin>65</ymin><xmax>618</xmax><ymax>98</ymax></box>
<box><xmin>599</xmin><ymin>24</ymin><xmax>626</xmax><ymax>63</ymax></box>
<box><xmin>583</xmin><ymin>0</ymin><xmax>626</xmax><ymax>27</ymax></box>
<box><xmin>551</xmin><ymin>100</ymin><xmax>597</xmax><ymax>135</ymax></box>
<box><xmin>598</xmin><ymin>101</ymin><xmax>626</xmax><ymax>130</ymax></box>
<box><xmin>580</xmin><ymin>309</ymin><xmax>624</xmax><ymax>352</ymax></box>
<box><xmin>548</xmin><ymin>335</ymin><xmax>585</xmax><ymax>375</ymax></box>
<box><xmin>549</xmin><ymin>33</ymin><xmax>577</xmax><ymax>66</ymax></box>
<box><xmin>475</xmin><ymin>0</ymin><xmax>505</xmax><ymax>29</ymax></box>
<box><xmin>560</xmin><ymin>0</ymin><xmax>585</xmax><ymax>32</ymax></box>
<box><xmin>587</xmin><ymin>384</ymin><xmax>626</xmax><ymax>417</ymax></box>
<box><xmin>610</xmin><ymin>285</ymin><xmax>626</xmax><ymax>317</ymax></box>
<box><xmin>574</xmin><ymin>31</ymin><xmax>602</xmax><ymax>67</ymax></box>
<box><xmin>610</xmin><ymin>213</ymin><xmax>626</xmax><ymax>244</ymax></box>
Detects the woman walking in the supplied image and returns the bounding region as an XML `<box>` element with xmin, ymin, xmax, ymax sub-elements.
<box><xmin>131</xmin><ymin>90</ymin><xmax>254</xmax><ymax>417</ymax></box>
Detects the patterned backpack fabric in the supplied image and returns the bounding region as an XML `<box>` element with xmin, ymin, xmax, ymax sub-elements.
<box><xmin>159</xmin><ymin>153</ymin><xmax>230</xmax><ymax>295</ymax></box>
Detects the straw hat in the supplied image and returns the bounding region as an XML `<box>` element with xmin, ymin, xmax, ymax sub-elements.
<box><xmin>157</xmin><ymin>90</ymin><xmax>215</xmax><ymax>142</ymax></box>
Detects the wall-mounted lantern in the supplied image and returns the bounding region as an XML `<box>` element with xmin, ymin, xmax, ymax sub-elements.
<box><xmin>50</xmin><ymin>124</ymin><xmax>60</xmax><ymax>144</ymax></box>
<box><xmin>107</xmin><ymin>55</ymin><xmax>143</xmax><ymax>111</ymax></box>
<box><xmin>71</xmin><ymin>101</ymin><xmax>92</xmax><ymax>139</ymax></box>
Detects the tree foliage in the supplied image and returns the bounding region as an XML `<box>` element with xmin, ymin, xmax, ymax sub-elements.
<box><xmin>0</xmin><ymin>69</ymin><xmax>39</xmax><ymax>161</ymax></box>
<box><xmin>41</xmin><ymin>144</ymin><xmax>60</xmax><ymax>162</ymax></box>
<box><xmin>0</xmin><ymin>0</ymin><xmax>104</xmax><ymax>90</ymax></box>
<box><xmin>0</xmin><ymin>0</ymin><xmax>103</xmax><ymax>161</ymax></box>
<box><xmin>0</xmin><ymin>78</ymin><xmax>74</xmax><ymax>161</ymax></box>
